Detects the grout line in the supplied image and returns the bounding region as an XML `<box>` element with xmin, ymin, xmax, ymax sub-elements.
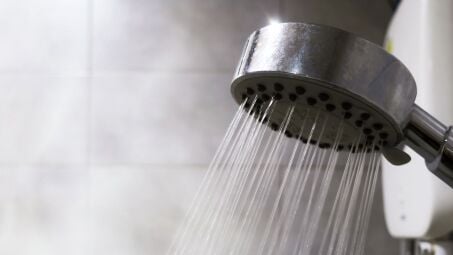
<box><xmin>0</xmin><ymin>162</ymin><xmax>89</xmax><ymax>168</ymax></box>
<box><xmin>86</xmin><ymin>0</ymin><xmax>94</xmax><ymax>253</ymax></box>
<box><xmin>88</xmin><ymin>69</ymin><xmax>235</xmax><ymax>76</ymax></box>
<box><xmin>0</xmin><ymin>70</ymin><xmax>234</xmax><ymax>77</ymax></box>
<box><xmin>0</xmin><ymin>68</ymin><xmax>238</xmax><ymax>77</ymax></box>
<box><xmin>0</xmin><ymin>72</ymin><xmax>90</xmax><ymax>78</ymax></box>
<box><xmin>0</xmin><ymin>162</ymin><xmax>210</xmax><ymax>168</ymax></box>
<box><xmin>0</xmin><ymin>161</ymin><xmax>351</xmax><ymax>169</ymax></box>
<box><xmin>87</xmin><ymin>0</ymin><xmax>94</xmax><ymax>166</ymax></box>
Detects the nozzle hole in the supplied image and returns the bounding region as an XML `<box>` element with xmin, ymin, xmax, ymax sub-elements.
<box><xmin>274</xmin><ymin>83</ymin><xmax>284</xmax><ymax>92</ymax></box>
<box><xmin>307</xmin><ymin>97</ymin><xmax>317</xmax><ymax>106</ymax></box>
<box><xmin>379</xmin><ymin>132</ymin><xmax>388</xmax><ymax>139</ymax></box>
<box><xmin>257</xmin><ymin>84</ymin><xmax>266</xmax><ymax>92</ymax></box>
<box><xmin>289</xmin><ymin>94</ymin><xmax>297</xmax><ymax>101</ymax></box>
<box><xmin>344</xmin><ymin>112</ymin><xmax>352</xmax><ymax>119</ymax></box>
<box><xmin>270</xmin><ymin>123</ymin><xmax>279</xmax><ymax>131</ymax></box>
<box><xmin>273</xmin><ymin>93</ymin><xmax>283</xmax><ymax>100</ymax></box>
<box><xmin>295</xmin><ymin>86</ymin><xmax>305</xmax><ymax>95</ymax></box>
<box><xmin>246</xmin><ymin>87</ymin><xmax>255</xmax><ymax>95</ymax></box>
<box><xmin>320</xmin><ymin>143</ymin><xmax>331</xmax><ymax>149</ymax></box>
<box><xmin>360</xmin><ymin>113</ymin><xmax>371</xmax><ymax>120</ymax></box>
<box><xmin>285</xmin><ymin>131</ymin><xmax>293</xmax><ymax>138</ymax></box>
<box><xmin>318</xmin><ymin>93</ymin><xmax>329</xmax><ymax>101</ymax></box>
<box><xmin>242</xmin><ymin>94</ymin><xmax>247</xmax><ymax>100</ymax></box>
<box><xmin>363</xmin><ymin>128</ymin><xmax>372</xmax><ymax>135</ymax></box>
<box><xmin>325</xmin><ymin>104</ymin><xmax>336</xmax><ymax>112</ymax></box>
<box><xmin>373</xmin><ymin>123</ymin><xmax>383</xmax><ymax>130</ymax></box>
<box><xmin>342</xmin><ymin>102</ymin><xmax>352</xmax><ymax>110</ymax></box>
<box><xmin>355</xmin><ymin>120</ymin><xmax>363</xmax><ymax>127</ymax></box>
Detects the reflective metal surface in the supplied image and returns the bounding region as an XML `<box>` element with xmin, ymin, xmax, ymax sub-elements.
<box><xmin>231</xmin><ymin>23</ymin><xmax>417</xmax><ymax>147</ymax></box>
<box><xmin>401</xmin><ymin>239</ymin><xmax>416</xmax><ymax>255</ymax></box>
<box><xmin>406</xmin><ymin>105</ymin><xmax>453</xmax><ymax>188</ymax></box>
<box><xmin>416</xmin><ymin>240</ymin><xmax>453</xmax><ymax>255</ymax></box>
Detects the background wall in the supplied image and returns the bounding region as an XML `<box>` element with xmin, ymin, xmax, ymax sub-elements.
<box><xmin>0</xmin><ymin>0</ymin><xmax>397</xmax><ymax>254</ymax></box>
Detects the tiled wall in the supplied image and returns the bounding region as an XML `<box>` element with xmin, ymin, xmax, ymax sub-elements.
<box><xmin>0</xmin><ymin>0</ymin><xmax>397</xmax><ymax>254</ymax></box>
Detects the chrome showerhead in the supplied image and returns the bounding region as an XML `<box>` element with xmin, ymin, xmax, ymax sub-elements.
<box><xmin>231</xmin><ymin>23</ymin><xmax>416</xmax><ymax>150</ymax></box>
<box><xmin>230</xmin><ymin>22</ymin><xmax>453</xmax><ymax>188</ymax></box>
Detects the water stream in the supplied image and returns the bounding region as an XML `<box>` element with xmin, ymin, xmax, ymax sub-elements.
<box><xmin>168</xmin><ymin>100</ymin><xmax>381</xmax><ymax>255</ymax></box>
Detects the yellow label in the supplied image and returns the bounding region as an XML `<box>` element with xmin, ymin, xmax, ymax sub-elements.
<box><xmin>385</xmin><ymin>38</ymin><xmax>394</xmax><ymax>53</ymax></box>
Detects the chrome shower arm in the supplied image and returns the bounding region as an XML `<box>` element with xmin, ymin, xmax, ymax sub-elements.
<box><xmin>405</xmin><ymin>105</ymin><xmax>447</xmax><ymax>162</ymax></box>
<box><xmin>405</xmin><ymin>105</ymin><xmax>453</xmax><ymax>187</ymax></box>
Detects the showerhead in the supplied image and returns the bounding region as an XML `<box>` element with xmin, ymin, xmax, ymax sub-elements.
<box><xmin>229</xmin><ymin>22</ymin><xmax>453</xmax><ymax>188</ymax></box>
<box><xmin>231</xmin><ymin>23</ymin><xmax>417</xmax><ymax>151</ymax></box>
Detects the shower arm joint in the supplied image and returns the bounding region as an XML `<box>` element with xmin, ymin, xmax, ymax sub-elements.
<box><xmin>404</xmin><ymin>105</ymin><xmax>453</xmax><ymax>188</ymax></box>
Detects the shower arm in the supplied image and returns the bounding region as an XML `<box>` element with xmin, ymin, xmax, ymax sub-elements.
<box><xmin>404</xmin><ymin>104</ymin><xmax>453</xmax><ymax>187</ymax></box>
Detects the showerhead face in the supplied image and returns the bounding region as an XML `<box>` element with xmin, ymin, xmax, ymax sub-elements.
<box><xmin>231</xmin><ymin>23</ymin><xmax>416</xmax><ymax>150</ymax></box>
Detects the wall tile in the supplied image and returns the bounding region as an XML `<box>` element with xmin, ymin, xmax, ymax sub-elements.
<box><xmin>279</xmin><ymin>0</ymin><xmax>392</xmax><ymax>44</ymax></box>
<box><xmin>88</xmin><ymin>165</ymin><xmax>204</xmax><ymax>255</ymax></box>
<box><xmin>93</xmin><ymin>0</ymin><xmax>278</xmax><ymax>72</ymax></box>
<box><xmin>0</xmin><ymin>75</ymin><xmax>88</xmax><ymax>164</ymax></box>
<box><xmin>0</xmin><ymin>166</ymin><xmax>90</xmax><ymax>255</ymax></box>
<box><xmin>0</xmin><ymin>0</ymin><xmax>88</xmax><ymax>74</ymax></box>
<box><xmin>0</xmin><ymin>1</ymin><xmax>399</xmax><ymax>254</ymax></box>
<box><xmin>91</xmin><ymin>73</ymin><xmax>236</xmax><ymax>165</ymax></box>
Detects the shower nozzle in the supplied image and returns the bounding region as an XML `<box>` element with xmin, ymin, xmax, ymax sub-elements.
<box><xmin>230</xmin><ymin>22</ymin><xmax>453</xmax><ymax>188</ymax></box>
